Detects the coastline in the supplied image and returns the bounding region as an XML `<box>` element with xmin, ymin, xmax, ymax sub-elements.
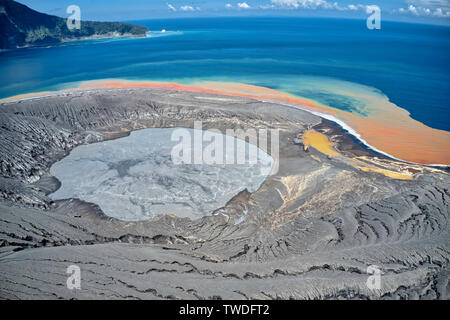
<box><xmin>2</xmin><ymin>88</ymin><xmax>448</xmax><ymax>300</ymax></box>
<box><xmin>2</xmin><ymin>83</ymin><xmax>449</xmax><ymax>168</ymax></box>
<box><xmin>0</xmin><ymin>33</ymin><xmax>147</xmax><ymax>52</ymax></box>
<box><xmin>266</xmin><ymin>99</ymin><xmax>448</xmax><ymax>168</ymax></box>
<box><xmin>61</xmin><ymin>32</ymin><xmax>147</xmax><ymax>43</ymax></box>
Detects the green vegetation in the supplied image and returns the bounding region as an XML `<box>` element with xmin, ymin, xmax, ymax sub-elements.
<box><xmin>0</xmin><ymin>0</ymin><xmax>148</xmax><ymax>49</ymax></box>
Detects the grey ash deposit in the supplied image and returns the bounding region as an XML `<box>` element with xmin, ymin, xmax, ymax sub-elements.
<box><xmin>0</xmin><ymin>89</ymin><xmax>448</xmax><ymax>300</ymax></box>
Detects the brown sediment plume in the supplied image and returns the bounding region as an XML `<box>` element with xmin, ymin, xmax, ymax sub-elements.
<box><xmin>301</xmin><ymin>129</ymin><xmax>413</xmax><ymax>180</ymax></box>
<box><xmin>356</xmin><ymin>164</ymin><xmax>413</xmax><ymax>180</ymax></box>
<box><xmin>78</xmin><ymin>80</ymin><xmax>449</xmax><ymax>166</ymax></box>
<box><xmin>3</xmin><ymin>79</ymin><xmax>449</xmax><ymax>166</ymax></box>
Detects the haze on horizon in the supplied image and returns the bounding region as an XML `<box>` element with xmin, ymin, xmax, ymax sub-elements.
<box><xmin>17</xmin><ymin>0</ymin><xmax>450</xmax><ymax>25</ymax></box>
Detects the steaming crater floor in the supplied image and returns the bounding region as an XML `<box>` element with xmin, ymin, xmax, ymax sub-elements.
<box><xmin>49</xmin><ymin>128</ymin><xmax>273</xmax><ymax>221</ymax></box>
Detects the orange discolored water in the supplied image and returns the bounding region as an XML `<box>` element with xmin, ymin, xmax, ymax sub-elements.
<box><xmin>2</xmin><ymin>79</ymin><xmax>449</xmax><ymax>166</ymax></box>
<box><xmin>77</xmin><ymin>79</ymin><xmax>450</xmax><ymax>166</ymax></box>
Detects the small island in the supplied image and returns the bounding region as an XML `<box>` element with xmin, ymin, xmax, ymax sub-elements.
<box><xmin>0</xmin><ymin>0</ymin><xmax>148</xmax><ymax>50</ymax></box>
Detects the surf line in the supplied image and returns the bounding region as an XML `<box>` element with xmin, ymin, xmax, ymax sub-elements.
<box><xmin>179</xmin><ymin>304</ymin><xmax>214</xmax><ymax>317</ymax></box>
<box><xmin>1</xmin><ymin>85</ymin><xmax>448</xmax><ymax>168</ymax></box>
<box><xmin>259</xmin><ymin>99</ymin><xmax>449</xmax><ymax>169</ymax></box>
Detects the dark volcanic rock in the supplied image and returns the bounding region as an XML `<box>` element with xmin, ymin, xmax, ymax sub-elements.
<box><xmin>0</xmin><ymin>89</ymin><xmax>448</xmax><ymax>300</ymax></box>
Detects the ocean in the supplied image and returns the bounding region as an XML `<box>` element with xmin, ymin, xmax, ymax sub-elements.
<box><xmin>0</xmin><ymin>17</ymin><xmax>449</xmax><ymax>165</ymax></box>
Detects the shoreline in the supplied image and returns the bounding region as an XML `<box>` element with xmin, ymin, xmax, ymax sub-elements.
<box><xmin>2</xmin><ymin>86</ymin><xmax>449</xmax><ymax>169</ymax></box>
<box><xmin>265</xmin><ymin>99</ymin><xmax>448</xmax><ymax>169</ymax></box>
<box><xmin>0</xmin><ymin>33</ymin><xmax>147</xmax><ymax>52</ymax></box>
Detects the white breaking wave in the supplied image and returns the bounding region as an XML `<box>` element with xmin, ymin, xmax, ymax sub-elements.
<box><xmin>1</xmin><ymin>86</ymin><xmax>448</xmax><ymax>168</ymax></box>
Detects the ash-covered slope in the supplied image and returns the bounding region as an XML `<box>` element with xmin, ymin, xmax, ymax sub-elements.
<box><xmin>0</xmin><ymin>90</ymin><xmax>448</xmax><ymax>299</ymax></box>
<box><xmin>0</xmin><ymin>0</ymin><xmax>148</xmax><ymax>49</ymax></box>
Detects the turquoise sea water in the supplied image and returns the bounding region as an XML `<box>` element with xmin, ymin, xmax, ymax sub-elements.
<box><xmin>0</xmin><ymin>17</ymin><xmax>449</xmax><ymax>130</ymax></box>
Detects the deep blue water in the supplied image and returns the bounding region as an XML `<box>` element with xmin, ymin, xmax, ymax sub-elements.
<box><xmin>0</xmin><ymin>17</ymin><xmax>449</xmax><ymax>130</ymax></box>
